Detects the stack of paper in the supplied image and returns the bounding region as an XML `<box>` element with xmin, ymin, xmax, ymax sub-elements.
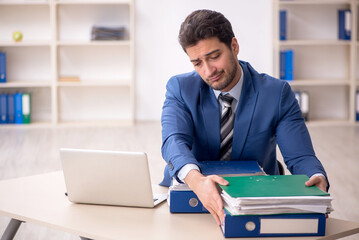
<box><xmin>219</xmin><ymin>175</ymin><xmax>333</xmax><ymax>216</ymax></box>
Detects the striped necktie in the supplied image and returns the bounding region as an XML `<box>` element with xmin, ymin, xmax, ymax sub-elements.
<box><xmin>219</xmin><ymin>94</ymin><xmax>235</xmax><ymax>161</ymax></box>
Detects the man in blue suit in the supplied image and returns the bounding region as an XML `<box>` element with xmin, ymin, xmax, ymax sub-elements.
<box><xmin>160</xmin><ymin>9</ymin><xmax>328</xmax><ymax>225</ymax></box>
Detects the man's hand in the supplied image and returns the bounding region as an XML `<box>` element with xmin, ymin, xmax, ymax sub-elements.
<box><xmin>305</xmin><ymin>175</ymin><xmax>328</xmax><ymax>192</ymax></box>
<box><xmin>184</xmin><ymin>170</ymin><xmax>229</xmax><ymax>226</ymax></box>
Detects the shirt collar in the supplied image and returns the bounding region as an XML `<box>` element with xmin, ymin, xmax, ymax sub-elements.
<box><xmin>213</xmin><ymin>64</ymin><xmax>244</xmax><ymax>102</ymax></box>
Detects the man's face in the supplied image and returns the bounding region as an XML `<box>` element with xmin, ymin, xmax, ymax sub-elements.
<box><xmin>186</xmin><ymin>37</ymin><xmax>240</xmax><ymax>92</ymax></box>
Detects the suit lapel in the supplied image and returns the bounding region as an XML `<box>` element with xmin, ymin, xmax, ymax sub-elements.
<box><xmin>232</xmin><ymin>63</ymin><xmax>258</xmax><ymax>160</ymax></box>
<box><xmin>200</xmin><ymin>84</ymin><xmax>220</xmax><ymax>159</ymax></box>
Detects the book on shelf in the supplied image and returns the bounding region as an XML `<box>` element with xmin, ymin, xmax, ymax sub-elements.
<box><xmin>294</xmin><ymin>90</ymin><xmax>309</xmax><ymax>121</ymax></box>
<box><xmin>338</xmin><ymin>9</ymin><xmax>351</xmax><ymax>40</ymax></box>
<box><xmin>7</xmin><ymin>94</ymin><xmax>15</xmax><ymax>124</ymax></box>
<box><xmin>301</xmin><ymin>91</ymin><xmax>309</xmax><ymax>121</ymax></box>
<box><xmin>15</xmin><ymin>93</ymin><xmax>23</xmax><ymax>124</ymax></box>
<box><xmin>294</xmin><ymin>91</ymin><xmax>301</xmax><ymax>106</ymax></box>
<box><xmin>22</xmin><ymin>93</ymin><xmax>31</xmax><ymax>124</ymax></box>
<box><xmin>0</xmin><ymin>52</ymin><xmax>6</xmax><ymax>83</ymax></box>
<box><xmin>279</xmin><ymin>10</ymin><xmax>287</xmax><ymax>41</ymax></box>
<box><xmin>59</xmin><ymin>76</ymin><xmax>80</xmax><ymax>82</ymax></box>
<box><xmin>169</xmin><ymin>160</ymin><xmax>265</xmax><ymax>213</ymax></box>
<box><xmin>0</xmin><ymin>94</ymin><xmax>7</xmax><ymax>124</ymax></box>
<box><xmin>91</xmin><ymin>26</ymin><xmax>126</xmax><ymax>41</ymax></box>
<box><xmin>280</xmin><ymin>49</ymin><xmax>293</xmax><ymax>81</ymax></box>
<box><xmin>356</xmin><ymin>90</ymin><xmax>359</xmax><ymax>122</ymax></box>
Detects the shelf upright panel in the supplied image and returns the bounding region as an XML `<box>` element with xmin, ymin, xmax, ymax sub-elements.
<box><xmin>129</xmin><ymin>0</ymin><xmax>135</xmax><ymax>124</ymax></box>
<box><xmin>349</xmin><ymin>0</ymin><xmax>358</xmax><ymax>123</ymax></box>
<box><xmin>51</xmin><ymin>0</ymin><xmax>58</xmax><ymax>125</ymax></box>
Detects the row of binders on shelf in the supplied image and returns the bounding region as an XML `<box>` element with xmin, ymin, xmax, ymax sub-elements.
<box><xmin>280</xmin><ymin>9</ymin><xmax>351</xmax><ymax>41</ymax></box>
<box><xmin>0</xmin><ymin>52</ymin><xmax>6</xmax><ymax>83</ymax></box>
<box><xmin>91</xmin><ymin>25</ymin><xmax>126</xmax><ymax>41</ymax></box>
<box><xmin>0</xmin><ymin>92</ymin><xmax>31</xmax><ymax>124</ymax></box>
<box><xmin>168</xmin><ymin>161</ymin><xmax>332</xmax><ymax>238</ymax></box>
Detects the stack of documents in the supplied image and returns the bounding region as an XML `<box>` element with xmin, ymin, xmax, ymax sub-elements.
<box><xmin>91</xmin><ymin>26</ymin><xmax>126</xmax><ymax>40</ymax></box>
<box><xmin>219</xmin><ymin>175</ymin><xmax>333</xmax><ymax>216</ymax></box>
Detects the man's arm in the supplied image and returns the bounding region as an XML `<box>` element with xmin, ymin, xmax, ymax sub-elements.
<box><xmin>275</xmin><ymin>82</ymin><xmax>329</xmax><ymax>190</ymax></box>
<box><xmin>184</xmin><ymin>170</ymin><xmax>228</xmax><ymax>226</ymax></box>
<box><xmin>161</xmin><ymin>76</ymin><xmax>199</xmax><ymax>180</ymax></box>
<box><xmin>161</xmin><ymin>76</ymin><xmax>228</xmax><ymax>224</ymax></box>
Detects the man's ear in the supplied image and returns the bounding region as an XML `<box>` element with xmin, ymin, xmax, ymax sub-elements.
<box><xmin>231</xmin><ymin>37</ymin><xmax>239</xmax><ymax>55</ymax></box>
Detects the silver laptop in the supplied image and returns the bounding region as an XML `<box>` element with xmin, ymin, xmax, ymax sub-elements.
<box><xmin>60</xmin><ymin>148</ymin><xmax>167</xmax><ymax>208</ymax></box>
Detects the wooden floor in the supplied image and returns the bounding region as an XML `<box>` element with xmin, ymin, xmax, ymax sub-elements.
<box><xmin>0</xmin><ymin>122</ymin><xmax>358</xmax><ymax>239</ymax></box>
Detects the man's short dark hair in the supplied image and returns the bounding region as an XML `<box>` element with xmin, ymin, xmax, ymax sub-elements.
<box><xmin>178</xmin><ymin>9</ymin><xmax>235</xmax><ymax>52</ymax></box>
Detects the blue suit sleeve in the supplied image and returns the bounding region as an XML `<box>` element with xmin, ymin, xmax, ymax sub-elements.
<box><xmin>275</xmin><ymin>82</ymin><xmax>329</xmax><ymax>185</ymax></box>
<box><xmin>161</xmin><ymin>76</ymin><xmax>199</xmax><ymax>181</ymax></box>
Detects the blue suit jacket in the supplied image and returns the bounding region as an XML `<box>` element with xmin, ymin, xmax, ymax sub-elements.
<box><xmin>160</xmin><ymin>60</ymin><xmax>327</xmax><ymax>187</ymax></box>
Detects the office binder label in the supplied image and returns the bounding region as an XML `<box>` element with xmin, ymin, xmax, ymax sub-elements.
<box><xmin>260</xmin><ymin>218</ymin><xmax>319</xmax><ymax>234</ymax></box>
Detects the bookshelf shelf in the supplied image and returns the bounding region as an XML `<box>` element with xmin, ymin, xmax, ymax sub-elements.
<box><xmin>57</xmin><ymin>40</ymin><xmax>131</xmax><ymax>46</ymax></box>
<box><xmin>288</xmin><ymin>79</ymin><xmax>351</xmax><ymax>86</ymax></box>
<box><xmin>305</xmin><ymin>119</ymin><xmax>351</xmax><ymax>126</ymax></box>
<box><xmin>276</xmin><ymin>0</ymin><xmax>351</xmax><ymax>5</ymax></box>
<box><xmin>55</xmin><ymin>0</ymin><xmax>132</xmax><ymax>5</ymax></box>
<box><xmin>0</xmin><ymin>42</ymin><xmax>51</xmax><ymax>47</ymax></box>
<box><xmin>57</xmin><ymin>81</ymin><xmax>131</xmax><ymax>87</ymax></box>
<box><xmin>274</xmin><ymin>0</ymin><xmax>358</xmax><ymax>124</ymax></box>
<box><xmin>279</xmin><ymin>40</ymin><xmax>351</xmax><ymax>46</ymax></box>
<box><xmin>57</xmin><ymin>119</ymin><xmax>133</xmax><ymax>127</ymax></box>
<box><xmin>0</xmin><ymin>0</ymin><xmax>135</xmax><ymax>127</ymax></box>
<box><xmin>0</xmin><ymin>1</ymin><xmax>49</xmax><ymax>6</ymax></box>
<box><xmin>0</xmin><ymin>82</ymin><xmax>52</xmax><ymax>88</ymax></box>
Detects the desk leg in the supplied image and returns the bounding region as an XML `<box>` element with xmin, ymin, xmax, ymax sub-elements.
<box><xmin>80</xmin><ymin>237</ymin><xmax>93</xmax><ymax>240</ymax></box>
<box><xmin>1</xmin><ymin>219</ymin><xmax>23</xmax><ymax>240</ymax></box>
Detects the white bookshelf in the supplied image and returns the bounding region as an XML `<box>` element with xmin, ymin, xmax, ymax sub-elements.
<box><xmin>0</xmin><ymin>0</ymin><xmax>135</xmax><ymax>126</ymax></box>
<box><xmin>273</xmin><ymin>0</ymin><xmax>358</xmax><ymax>124</ymax></box>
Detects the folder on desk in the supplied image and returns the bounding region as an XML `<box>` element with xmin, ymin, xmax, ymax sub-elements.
<box><xmin>221</xmin><ymin>210</ymin><xmax>326</xmax><ymax>238</ymax></box>
<box><xmin>169</xmin><ymin>161</ymin><xmax>264</xmax><ymax>213</ymax></box>
<box><xmin>169</xmin><ymin>190</ymin><xmax>208</xmax><ymax>213</ymax></box>
<box><xmin>219</xmin><ymin>175</ymin><xmax>330</xmax><ymax>237</ymax></box>
<box><xmin>219</xmin><ymin>175</ymin><xmax>332</xmax><ymax>216</ymax></box>
<box><xmin>220</xmin><ymin>175</ymin><xmax>329</xmax><ymax>198</ymax></box>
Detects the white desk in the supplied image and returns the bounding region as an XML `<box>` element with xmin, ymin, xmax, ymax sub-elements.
<box><xmin>0</xmin><ymin>172</ymin><xmax>359</xmax><ymax>240</ymax></box>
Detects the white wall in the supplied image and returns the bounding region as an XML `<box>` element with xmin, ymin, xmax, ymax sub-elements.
<box><xmin>135</xmin><ymin>0</ymin><xmax>273</xmax><ymax>120</ymax></box>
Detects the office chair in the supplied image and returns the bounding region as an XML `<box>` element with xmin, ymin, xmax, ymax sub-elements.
<box><xmin>277</xmin><ymin>160</ymin><xmax>285</xmax><ymax>175</ymax></box>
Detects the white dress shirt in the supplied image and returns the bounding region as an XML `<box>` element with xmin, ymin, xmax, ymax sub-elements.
<box><xmin>177</xmin><ymin>66</ymin><xmax>244</xmax><ymax>182</ymax></box>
